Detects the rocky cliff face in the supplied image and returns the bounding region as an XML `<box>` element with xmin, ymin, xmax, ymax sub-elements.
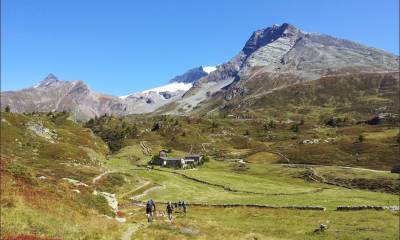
<box><xmin>1</xmin><ymin>23</ymin><xmax>398</xmax><ymax>119</ymax></box>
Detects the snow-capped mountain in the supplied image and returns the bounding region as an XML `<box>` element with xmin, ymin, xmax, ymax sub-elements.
<box><xmin>119</xmin><ymin>65</ymin><xmax>216</xmax><ymax>100</ymax></box>
<box><xmin>116</xmin><ymin>66</ymin><xmax>217</xmax><ymax>114</ymax></box>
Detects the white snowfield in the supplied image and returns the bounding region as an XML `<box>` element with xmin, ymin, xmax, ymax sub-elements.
<box><xmin>202</xmin><ymin>66</ymin><xmax>217</xmax><ymax>74</ymax></box>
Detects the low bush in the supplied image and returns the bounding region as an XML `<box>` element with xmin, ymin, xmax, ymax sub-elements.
<box><xmin>6</xmin><ymin>163</ymin><xmax>36</xmax><ymax>185</ymax></box>
<box><xmin>79</xmin><ymin>194</ymin><xmax>114</xmax><ymax>217</ymax></box>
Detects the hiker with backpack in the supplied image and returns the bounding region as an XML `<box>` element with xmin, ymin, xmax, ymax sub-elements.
<box><xmin>166</xmin><ymin>201</ymin><xmax>174</xmax><ymax>222</ymax></box>
<box><xmin>182</xmin><ymin>200</ymin><xmax>187</xmax><ymax>214</ymax></box>
<box><xmin>146</xmin><ymin>199</ymin><xmax>156</xmax><ymax>222</ymax></box>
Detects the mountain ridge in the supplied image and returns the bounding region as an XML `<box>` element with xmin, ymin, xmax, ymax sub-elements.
<box><xmin>1</xmin><ymin>23</ymin><xmax>398</xmax><ymax>120</ymax></box>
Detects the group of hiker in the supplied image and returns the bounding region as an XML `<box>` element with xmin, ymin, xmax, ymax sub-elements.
<box><xmin>145</xmin><ymin>199</ymin><xmax>187</xmax><ymax>222</ymax></box>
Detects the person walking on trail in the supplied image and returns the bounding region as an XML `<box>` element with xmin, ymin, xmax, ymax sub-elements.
<box><xmin>178</xmin><ymin>200</ymin><xmax>182</xmax><ymax>211</ymax></box>
<box><xmin>146</xmin><ymin>199</ymin><xmax>156</xmax><ymax>222</ymax></box>
<box><xmin>166</xmin><ymin>201</ymin><xmax>174</xmax><ymax>222</ymax></box>
<box><xmin>182</xmin><ymin>200</ymin><xmax>187</xmax><ymax>214</ymax></box>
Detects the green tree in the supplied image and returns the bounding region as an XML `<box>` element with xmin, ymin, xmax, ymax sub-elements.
<box><xmin>5</xmin><ymin>105</ymin><xmax>10</xmax><ymax>112</ymax></box>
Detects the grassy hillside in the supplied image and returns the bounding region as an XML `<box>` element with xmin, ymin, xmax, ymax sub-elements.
<box><xmin>0</xmin><ymin>112</ymin><xmax>130</xmax><ymax>239</ymax></box>
<box><xmin>249</xmin><ymin>73</ymin><xmax>399</xmax><ymax>118</ymax></box>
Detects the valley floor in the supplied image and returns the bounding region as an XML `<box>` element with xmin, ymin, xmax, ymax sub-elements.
<box><xmin>103</xmin><ymin>155</ymin><xmax>399</xmax><ymax>240</ymax></box>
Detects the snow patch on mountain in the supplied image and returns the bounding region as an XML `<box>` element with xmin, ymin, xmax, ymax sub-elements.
<box><xmin>119</xmin><ymin>82</ymin><xmax>193</xmax><ymax>99</ymax></box>
<box><xmin>142</xmin><ymin>82</ymin><xmax>193</xmax><ymax>94</ymax></box>
<box><xmin>202</xmin><ymin>66</ymin><xmax>217</xmax><ymax>74</ymax></box>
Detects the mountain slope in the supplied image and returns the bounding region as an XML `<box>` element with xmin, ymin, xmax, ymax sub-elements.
<box><xmin>1</xmin><ymin>74</ymin><xmax>127</xmax><ymax>120</ymax></box>
<box><xmin>219</xmin><ymin>72</ymin><xmax>399</xmax><ymax>121</ymax></box>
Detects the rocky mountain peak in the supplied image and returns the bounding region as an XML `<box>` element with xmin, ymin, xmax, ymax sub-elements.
<box><xmin>242</xmin><ymin>23</ymin><xmax>300</xmax><ymax>55</ymax></box>
<box><xmin>37</xmin><ymin>73</ymin><xmax>60</xmax><ymax>88</ymax></box>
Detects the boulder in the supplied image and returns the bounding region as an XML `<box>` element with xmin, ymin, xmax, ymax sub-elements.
<box><xmin>391</xmin><ymin>165</ymin><xmax>400</xmax><ymax>173</ymax></box>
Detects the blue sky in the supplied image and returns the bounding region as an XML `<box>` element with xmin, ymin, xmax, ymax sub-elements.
<box><xmin>1</xmin><ymin>0</ymin><xmax>399</xmax><ymax>96</ymax></box>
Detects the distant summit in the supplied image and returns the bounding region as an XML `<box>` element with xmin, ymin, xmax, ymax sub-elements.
<box><xmin>168</xmin><ymin>66</ymin><xmax>216</xmax><ymax>84</ymax></box>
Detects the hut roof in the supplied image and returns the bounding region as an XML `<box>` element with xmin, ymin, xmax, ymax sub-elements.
<box><xmin>159</xmin><ymin>157</ymin><xmax>182</xmax><ymax>161</ymax></box>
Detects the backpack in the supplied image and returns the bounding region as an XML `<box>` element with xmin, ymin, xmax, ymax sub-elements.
<box><xmin>146</xmin><ymin>200</ymin><xmax>152</xmax><ymax>209</ymax></box>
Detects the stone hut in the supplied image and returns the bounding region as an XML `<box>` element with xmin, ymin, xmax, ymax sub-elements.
<box><xmin>151</xmin><ymin>157</ymin><xmax>184</xmax><ymax>168</ymax></box>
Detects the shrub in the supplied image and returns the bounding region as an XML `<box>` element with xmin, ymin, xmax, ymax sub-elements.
<box><xmin>5</xmin><ymin>105</ymin><xmax>10</xmax><ymax>112</ymax></box>
<box><xmin>324</xmin><ymin>117</ymin><xmax>338</xmax><ymax>127</ymax></box>
<box><xmin>96</xmin><ymin>173</ymin><xmax>126</xmax><ymax>193</ymax></box>
<box><xmin>202</xmin><ymin>155</ymin><xmax>210</xmax><ymax>163</ymax></box>
<box><xmin>211</xmin><ymin>121</ymin><xmax>219</xmax><ymax>129</ymax></box>
<box><xmin>290</xmin><ymin>124</ymin><xmax>299</xmax><ymax>133</ymax></box>
<box><xmin>268</xmin><ymin>120</ymin><xmax>275</xmax><ymax>128</ymax></box>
